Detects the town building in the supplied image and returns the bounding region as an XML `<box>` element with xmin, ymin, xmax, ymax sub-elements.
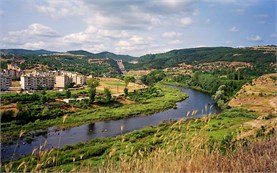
<box><xmin>3</xmin><ymin>63</ymin><xmax>23</xmax><ymax>80</ymax></box>
<box><xmin>55</xmin><ymin>75</ymin><xmax>71</xmax><ymax>88</ymax></box>
<box><xmin>20</xmin><ymin>73</ymin><xmax>55</xmax><ymax>90</ymax></box>
<box><xmin>2</xmin><ymin>69</ymin><xmax>22</xmax><ymax>80</ymax></box>
<box><xmin>0</xmin><ymin>73</ymin><xmax>12</xmax><ymax>91</ymax></box>
<box><xmin>71</xmin><ymin>74</ymin><xmax>87</xmax><ymax>85</ymax></box>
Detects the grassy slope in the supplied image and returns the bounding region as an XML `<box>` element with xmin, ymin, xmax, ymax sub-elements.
<box><xmin>229</xmin><ymin>73</ymin><xmax>277</xmax><ymax>117</ymax></box>
<box><xmin>1</xmin><ymin>84</ymin><xmax>187</xmax><ymax>143</ymax></box>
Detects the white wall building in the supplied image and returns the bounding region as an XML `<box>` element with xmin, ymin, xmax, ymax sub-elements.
<box><xmin>20</xmin><ymin>74</ymin><xmax>55</xmax><ymax>90</ymax></box>
<box><xmin>71</xmin><ymin>74</ymin><xmax>86</xmax><ymax>85</ymax></box>
<box><xmin>0</xmin><ymin>73</ymin><xmax>12</xmax><ymax>91</ymax></box>
<box><xmin>55</xmin><ymin>75</ymin><xmax>71</xmax><ymax>88</ymax></box>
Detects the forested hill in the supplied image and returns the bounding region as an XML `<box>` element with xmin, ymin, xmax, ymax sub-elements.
<box><xmin>1</xmin><ymin>49</ymin><xmax>137</xmax><ymax>62</ymax></box>
<box><xmin>67</xmin><ymin>50</ymin><xmax>136</xmax><ymax>61</ymax></box>
<box><xmin>131</xmin><ymin>46</ymin><xmax>276</xmax><ymax>69</ymax></box>
<box><xmin>0</xmin><ymin>49</ymin><xmax>58</xmax><ymax>55</ymax></box>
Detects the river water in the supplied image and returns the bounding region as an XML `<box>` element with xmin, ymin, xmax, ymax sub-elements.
<box><xmin>1</xmin><ymin>87</ymin><xmax>220</xmax><ymax>161</ymax></box>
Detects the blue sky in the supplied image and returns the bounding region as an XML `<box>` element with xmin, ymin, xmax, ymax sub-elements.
<box><xmin>0</xmin><ymin>0</ymin><xmax>276</xmax><ymax>56</ymax></box>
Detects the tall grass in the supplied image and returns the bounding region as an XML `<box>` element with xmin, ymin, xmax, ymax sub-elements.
<box><xmin>98</xmin><ymin>126</ymin><xmax>276</xmax><ymax>172</ymax></box>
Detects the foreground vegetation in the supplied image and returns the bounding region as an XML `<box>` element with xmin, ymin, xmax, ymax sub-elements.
<box><xmin>1</xmin><ymin>84</ymin><xmax>187</xmax><ymax>144</ymax></box>
<box><xmin>4</xmin><ymin>108</ymin><xmax>276</xmax><ymax>172</ymax></box>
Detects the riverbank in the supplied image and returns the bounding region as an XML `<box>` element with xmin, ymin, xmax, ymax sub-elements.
<box><xmin>6</xmin><ymin>108</ymin><xmax>275</xmax><ymax>172</ymax></box>
<box><xmin>1</xmin><ymin>84</ymin><xmax>187</xmax><ymax>144</ymax></box>
<box><xmin>161</xmin><ymin>81</ymin><xmax>211</xmax><ymax>94</ymax></box>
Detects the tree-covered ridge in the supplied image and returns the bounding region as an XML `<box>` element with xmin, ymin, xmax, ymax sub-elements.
<box><xmin>1</xmin><ymin>49</ymin><xmax>137</xmax><ymax>62</ymax></box>
<box><xmin>128</xmin><ymin>46</ymin><xmax>276</xmax><ymax>70</ymax></box>
<box><xmin>0</xmin><ymin>49</ymin><xmax>58</xmax><ymax>55</ymax></box>
<box><xmin>66</xmin><ymin>50</ymin><xmax>136</xmax><ymax>61</ymax></box>
<box><xmin>0</xmin><ymin>54</ymin><xmax>121</xmax><ymax>76</ymax></box>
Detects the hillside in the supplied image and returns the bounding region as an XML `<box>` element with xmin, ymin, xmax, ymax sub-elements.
<box><xmin>1</xmin><ymin>49</ymin><xmax>136</xmax><ymax>62</ymax></box>
<box><xmin>67</xmin><ymin>50</ymin><xmax>136</xmax><ymax>61</ymax></box>
<box><xmin>66</xmin><ymin>50</ymin><xmax>94</xmax><ymax>56</ymax></box>
<box><xmin>127</xmin><ymin>46</ymin><xmax>276</xmax><ymax>70</ymax></box>
<box><xmin>0</xmin><ymin>49</ymin><xmax>57</xmax><ymax>55</ymax></box>
<box><xmin>229</xmin><ymin>73</ymin><xmax>277</xmax><ymax>117</ymax></box>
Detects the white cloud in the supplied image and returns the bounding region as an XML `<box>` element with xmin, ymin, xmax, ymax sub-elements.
<box><xmin>9</xmin><ymin>23</ymin><xmax>59</xmax><ymax>37</ymax></box>
<box><xmin>116</xmin><ymin>40</ymin><xmax>131</xmax><ymax>47</ymax></box>
<box><xmin>180</xmin><ymin>17</ymin><xmax>193</xmax><ymax>27</ymax></box>
<box><xmin>22</xmin><ymin>41</ymin><xmax>46</xmax><ymax>49</ymax></box>
<box><xmin>35</xmin><ymin>0</ymin><xmax>86</xmax><ymax>18</ymax></box>
<box><xmin>130</xmin><ymin>35</ymin><xmax>144</xmax><ymax>43</ymax></box>
<box><xmin>170</xmin><ymin>39</ymin><xmax>183</xmax><ymax>44</ymax></box>
<box><xmin>162</xmin><ymin>32</ymin><xmax>182</xmax><ymax>38</ymax></box>
<box><xmin>225</xmin><ymin>41</ymin><xmax>232</xmax><ymax>44</ymax></box>
<box><xmin>229</xmin><ymin>26</ymin><xmax>238</xmax><ymax>32</ymax></box>
<box><xmin>247</xmin><ymin>35</ymin><xmax>262</xmax><ymax>42</ymax></box>
<box><xmin>2</xmin><ymin>23</ymin><xmax>60</xmax><ymax>48</ymax></box>
<box><xmin>205</xmin><ymin>18</ymin><xmax>211</xmax><ymax>24</ymax></box>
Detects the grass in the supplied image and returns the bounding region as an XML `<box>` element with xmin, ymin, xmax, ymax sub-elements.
<box><xmin>97</xmin><ymin>77</ymin><xmax>144</xmax><ymax>95</ymax></box>
<box><xmin>1</xmin><ymin>83</ymin><xmax>187</xmax><ymax>144</ymax></box>
<box><xmin>229</xmin><ymin>73</ymin><xmax>277</xmax><ymax>117</ymax></box>
<box><xmin>5</xmin><ymin>108</ymin><xmax>276</xmax><ymax>172</ymax></box>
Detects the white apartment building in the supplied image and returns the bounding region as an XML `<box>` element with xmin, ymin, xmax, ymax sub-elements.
<box><xmin>20</xmin><ymin>74</ymin><xmax>55</xmax><ymax>90</ymax></box>
<box><xmin>71</xmin><ymin>74</ymin><xmax>87</xmax><ymax>85</ymax></box>
<box><xmin>0</xmin><ymin>73</ymin><xmax>12</xmax><ymax>91</ymax></box>
<box><xmin>55</xmin><ymin>75</ymin><xmax>71</xmax><ymax>88</ymax></box>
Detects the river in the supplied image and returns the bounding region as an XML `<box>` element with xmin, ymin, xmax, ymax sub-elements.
<box><xmin>1</xmin><ymin>87</ymin><xmax>220</xmax><ymax>161</ymax></box>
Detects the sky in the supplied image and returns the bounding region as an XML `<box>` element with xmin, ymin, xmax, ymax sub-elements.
<box><xmin>0</xmin><ymin>0</ymin><xmax>276</xmax><ymax>56</ymax></box>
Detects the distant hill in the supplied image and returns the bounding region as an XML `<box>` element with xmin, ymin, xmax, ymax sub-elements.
<box><xmin>0</xmin><ymin>49</ymin><xmax>58</xmax><ymax>55</ymax></box>
<box><xmin>93</xmin><ymin>51</ymin><xmax>136</xmax><ymax>61</ymax></box>
<box><xmin>67</xmin><ymin>50</ymin><xmax>137</xmax><ymax>61</ymax></box>
<box><xmin>1</xmin><ymin>49</ymin><xmax>137</xmax><ymax>62</ymax></box>
<box><xmin>66</xmin><ymin>50</ymin><xmax>94</xmax><ymax>56</ymax></box>
<box><xmin>131</xmin><ymin>46</ymin><xmax>276</xmax><ymax>69</ymax></box>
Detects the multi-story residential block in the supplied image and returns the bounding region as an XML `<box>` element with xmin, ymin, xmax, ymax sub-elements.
<box><xmin>20</xmin><ymin>73</ymin><xmax>55</xmax><ymax>90</ymax></box>
<box><xmin>0</xmin><ymin>73</ymin><xmax>12</xmax><ymax>91</ymax></box>
<box><xmin>55</xmin><ymin>75</ymin><xmax>71</xmax><ymax>88</ymax></box>
<box><xmin>71</xmin><ymin>74</ymin><xmax>86</xmax><ymax>85</ymax></box>
<box><xmin>2</xmin><ymin>69</ymin><xmax>22</xmax><ymax>80</ymax></box>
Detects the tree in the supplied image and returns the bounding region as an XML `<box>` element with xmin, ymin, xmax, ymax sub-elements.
<box><xmin>213</xmin><ymin>85</ymin><xmax>226</xmax><ymax>108</ymax></box>
<box><xmin>87</xmin><ymin>78</ymin><xmax>100</xmax><ymax>105</ymax></box>
<box><xmin>124</xmin><ymin>76</ymin><xmax>131</xmax><ymax>88</ymax></box>
<box><xmin>88</xmin><ymin>88</ymin><xmax>96</xmax><ymax>104</ymax></box>
<box><xmin>1</xmin><ymin>110</ymin><xmax>14</xmax><ymax>122</ymax></box>
<box><xmin>40</xmin><ymin>95</ymin><xmax>48</xmax><ymax>104</ymax></box>
<box><xmin>124</xmin><ymin>87</ymin><xmax>128</xmax><ymax>97</ymax></box>
<box><xmin>140</xmin><ymin>70</ymin><xmax>166</xmax><ymax>85</ymax></box>
<box><xmin>192</xmin><ymin>71</ymin><xmax>200</xmax><ymax>85</ymax></box>
<box><xmin>65</xmin><ymin>82</ymin><xmax>75</xmax><ymax>90</ymax></box>
<box><xmin>87</xmin><ymin>78</ymin><xmax>100</xmax><ymax>88</ymax></box>
<box><xmin>65</xmin><ymin>90</ymin><xmax>71</xmax><ymax>98</ymax></box>
<box><xmin>124</xmin><ymin>76</ymin><xmax>135</xmax><ymax>88</ymax></box>
<box><xmin>104</xmin><ymin>88</ymin><xmax>112</xmax><ymax>103</ymax></box>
